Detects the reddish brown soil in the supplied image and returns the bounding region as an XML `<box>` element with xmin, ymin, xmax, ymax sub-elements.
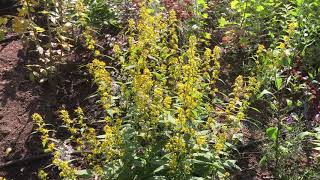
<box><xmin>0</xmin><ymin>37</ymin><xmax>47</xmax><ymax>179</ymax></box>
<box><xmin>0</xmin><ymin>33</ymin><xmax>98</xmax><ymax>179</ymax></box>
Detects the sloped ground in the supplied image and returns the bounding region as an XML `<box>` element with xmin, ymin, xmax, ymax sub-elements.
<box><xmin>0</xmin><ymin>37</ymin><xmax>49</xmax><ymax>179</ymax></box>
<box><xmin>0</xmin><ymin>35</ymin><xmax>98</xmax><ymax>179</ymax></box>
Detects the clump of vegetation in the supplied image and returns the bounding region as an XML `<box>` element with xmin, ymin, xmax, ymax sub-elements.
<box><xmin>1</xmin><ymin>0</ymin><xmax>319</xmax><ymax>179</ymax></box>
<box><xmin>32</xmin><ymin>4</ymin><xmax>260</xmax><ymax>179</ymax></box>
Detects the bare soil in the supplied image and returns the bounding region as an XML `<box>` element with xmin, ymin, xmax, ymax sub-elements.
<box><xmin>0</xmin><ymin>34</ymin><xmax>97</xmax><ymax>179</ymax></box>
<box><xmin>0</xmin><ymin>37</ymin><xmax>47</xmax><ymax>179</ymax></box>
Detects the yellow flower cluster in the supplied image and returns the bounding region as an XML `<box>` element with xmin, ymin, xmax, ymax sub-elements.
<box><xmin>32</xmin><ymin>113</ymin><xmax>77</xmax><ymax>179</ymax></box>
<box><xmin>52</xmin><ymin>151</ymin><xmax>77</xmax><ymax>180</ymax></box>
<box><xmin>84</xmin><ymin>31</ymin><xmax>96</xmax><ymax>50</ymax></box>
<box><xmin>107</xmin><ymin>4</ymin><xmax>257</xmax><ymax>176</ymax></box>
<box><xmin>60</xmin><ymin>110</ymin><xmax>77</xmax><ymax>136</ymax></box>
<box><xmin>288</xmin><ymin>22</ymin><xmax>298</xmax><ymax>34</ymax></box>
<box><xmin>88</xmin><ymin>59</ymin><xmax>113</xmax><ymax>111</ymax></box>
<box><xmin>75</xmin><ymin>0</ymin><xmax>88</xmax><ymax>26</ymax></box>
<box><xmin>226</xmin><ymin>75</ymin><xmax>258</xmax><ymax>123</ymax></box>
<box><xmin>87</xmin><ymin>59</ymin><xmax>123</xmax><ymax>173</ymax></box>
<box><xmin>31</xmin><ymin>3</ymin><xmax>263</xmax><ymax>178</ymax></box>
<box><xmin>256</xmin><ymin>44</ymin><xmax>265</xmax><ymax>54</ymax></box>
<box><xmin>165</xmin><ymin>134</ymin><xmax>187</xmax><ymax>170</ymax></box>
<box><xmin>32</xmin><ymin>113</ymin><xmax>55</xmax><ymax>152</ymax></box>
<box><xmin>278</xmin><ymin>21</ymin><xmax>298</xmax><ymax>50</ymax></box>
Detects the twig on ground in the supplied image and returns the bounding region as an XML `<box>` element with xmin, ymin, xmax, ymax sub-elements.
<box><xmin>0</xmin><ymin>151</ymin><xmax>89</xmax><ymax>169</ymax></box>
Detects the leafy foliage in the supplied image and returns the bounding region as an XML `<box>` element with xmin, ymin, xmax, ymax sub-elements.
<box><xmin>3</xmin><ymin>0</ymin><xmax>318</xmax><ymax>179</ymax></box>
<box><xmin>31</xmin><ymin>3</ymin><xmax>259</xmax><ymax>179</ymax></box>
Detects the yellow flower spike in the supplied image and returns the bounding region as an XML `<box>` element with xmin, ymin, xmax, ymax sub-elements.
<box><xmin>87</xmin><ymin>44</ymin><xmax>94</xmax><ymax>50</ymax></box>
<box><xmin>163</xmin><ymin>96</ymin><xmax>172</xmax><ymax>109</ymax></box>
<box><xmin>113</xmin><ymin>44</ymin><xmax>121</xmax><ymax>56</ymax></box>
<box><xmin>154</xmin><ymin>87</ymin><xmax>163</xmax><ymax>97</ymax></box>
<box><xmin>128</xmin><ymin>19</ymin><xmax>135</xmax><ymax>31</ymax></box>
<box><xmin>196</xmin><ymin>135</ymin><xmax>206</xmax><ymax>146</ymax></box>
<box><xmin>93</xmin><ymin>165</ymin><xmax>104</xmax><ymax>176</ymax></box>
<box><xmin>59</xmin><ymin>110</ymin><xmax>77</xmax><ymax>136</ymax></box>
<box><xmin>75</xmin><ymin>107</ymin><xmax>85</xmax><ymax>127</ymax></box>
<box><xmin>288</xmin><ymin>22</ymin><xmax>298</xmax><ymax>34</ymax></box>
<box><xmin>52</xmin><ymin>151</ymin><xmax>77</xmax><ymax>180</ymax></box>
<box><xmin>45</xmin><ymin>143</ymin><xmax>55</xmax><ymax>152</ymax></box>
<box><xmin>165</xmin><ymin>135</ymin><xmax>186</xmax><ymax>154</ymax></box>
<box><xmin>32</xmin><ymin>113</ymin><xmax>45</xmax><ymax>126</ymax></box>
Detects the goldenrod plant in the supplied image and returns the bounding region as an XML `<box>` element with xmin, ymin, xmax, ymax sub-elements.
<box><xmin>7</xmin><ymin>0</ymin><xmax>317</xmax><ymax>179</ymax></box>
<box><xmin>31</xmin><ymin>2</ymin><xmax>258</xmax><ymax>179</ymax></box>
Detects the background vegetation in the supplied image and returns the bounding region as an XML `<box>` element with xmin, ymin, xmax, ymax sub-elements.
<box><xmin>0</xmin><ymin>0</ymin><xmax>320</xmax><ymax>179</ymax></box>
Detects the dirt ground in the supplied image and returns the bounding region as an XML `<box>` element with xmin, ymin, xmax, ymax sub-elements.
<box><xmin>0</xmin><ymin>36</ymin><xmax>49</xmax><ymax>179</ymax></box>
<box><xmin>0</xmin><ymin>33</ymin><xmax>98</xmax><ymax>179</ymax></box>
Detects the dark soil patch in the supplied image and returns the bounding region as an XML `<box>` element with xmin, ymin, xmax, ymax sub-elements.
<box><xmin>0</xmin><ymin>37</ymin><xmax>45</xmax><ymax>179</ymax></box>
<box><xmin>0</xmin><ymin>34</ymin><xmax>97</xmax><ymax>179</ymax></box>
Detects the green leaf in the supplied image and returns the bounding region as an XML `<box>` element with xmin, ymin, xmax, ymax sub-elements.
<box><xmin>218</xmin><ymin>17</ymin><xmax>227</xmax><ymax>27</ymax></box>
<box><xmin>124</xmin><ymin>65</ymin><xmax>136</xmax><ymax>71</ymax></box>
<box><xmin>259</xmin><ymin>155</ymin><xmax>267</xmax><ymax>167</ymax></box>
<box><xmin>286</xmin><ymin>99</ymin><xmax>293</xmax><ymax>108</ymax></box>
<box><xmin>256</xmin><ymin>5</ymin><xmax>264</xmax><ymax>12</ymax></box>
<box><xmin>296</xmin><ymin>0</ymin><xmax>303</xmax><ymax>6</ymax></box>
<box><xmin>266</xmin><ymin>127</ymin><xmax>278</xmax><ymax>142</ymax></box>
<box><xmin>0</xmin><ymin>30</ymin><xmax>5</xmax><ymax>41</ymax></box>
<box><xmin>197</xmin><ymin>0</ymin><xmax>208</xmax><ymax>8</ymax></box>
<box><xmin>29</xmin><ymin>73</ymin><xmax>35</xmax><ymax>82</ymax></box>
<box><xmin>298</xmin><ymin>131</ymin><xmax>313</xmax><ymax>139</ymax></box>
<box><xmin>313</xmin><ymin>147</ymin><xmax>320</xmax><ymax>151</ymax></box>
<box><xmin>275</xmin><ymin>76</ymin><xmax>283</xmax><ymax>90</ymax></box>
<box><xmin>153</xmin><ymin>164</ymin><xmax>168</xmax><ymax>174</ymax></box>
<box><xmin>223</xmin><ymin>160</ymin><xmax>241</xmax><ymax>170</ymax></box>
<box><xmin>35</xmin><ymin>27</ymin><xmax>45</xmax><ymax>33</ymax></box>
<box><xmin>257</xmin><ymin>89</ymin><xmax>274</xmax><ymax>99</ymax></box>
<box><xmin>204</xmin><ymin>32</ymin><xmax>211</xmax><ymax>40</ymax></box>
<box><xmin>231</xmin><ymin>0</ymin><xmax>239</xmax><ymax>10</ymax></box>
<box><xmin>146</xmin><ymin>8</ymin><xmax>154</xmax><ymax>14</ymax></box>
<box><xmin>202</xmin><ymin>13</ymin><xmax>208</xmax><ymax>19</ymax></box>
<box><xmin>76</xmin><ymin>169</ymin><xmax>93</xmax><ymax>178</ymax></box>
<box><xmin>190</xmin><ymin>159</ymin><xmax>213</xmax><ymax>165</ymax></box>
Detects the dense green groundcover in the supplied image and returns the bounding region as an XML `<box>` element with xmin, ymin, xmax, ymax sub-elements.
<box><xmin>0</xmin><ymin>0</ymin><xmax>319</xmax><ymax>179</ymax></box>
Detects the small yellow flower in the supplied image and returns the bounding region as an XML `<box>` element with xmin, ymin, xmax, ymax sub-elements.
<box><xmin>113</xmin><ymin>44</ymin><xmax>121</xmax><ymax>56</ymax></box>
<box><xmin>257</xmin><ymin>44</ymin><xmax>265</xmax><ymax>54</ymax></box>
<box><xmin>45</xmin><ymin>143</ymin><xmax>55</xmax><ymax>152</ymax></box>
<box><xmin>283</xmin><ymin>35</ymin><xmax>289</xmax><ymax>43</ymax></box>
<box><xmin>128</xmin><ymin>19</ymin><xmax>135</xmax><ymax>31</ymax></box>
<box><xmin>38</xmin><ymin>169</ymin><xmax>48</xmax><ymax>180</ymax></box>
<box><xmin>163</xmin><ymin>96</ymin><xmax>172</xmax><ymax>109</ymax></box>
<box><xmin>279</xmin><ymin>42</ymin><xmax>286</xmax><ymax>50</ymax></box>
<box><xmin>288</xmin><ymin>22</ymin><xmax>298</xmax><ymax>33</ymax></box>
<box><xmin>196</xmin><ymin>136</ymin><xmax>206</xmax><ymax>146</ymax></box>
<box><xmin>215</xmin><ymin>142</ymin><xmax>224</xmax><ymax>153</ymax></box>
<box><xmin>88</xmin><ymin>44</ymin><xmax>94</xmax><ymax>50</ymax></box>
<box><xmin>93</xmin><ymin>165</ymin><xmax>104</xmax><ymax>176</ymax></box>
<box><xmin>154</xmin><ymin>87</ymin><xmax>163</xmax><ymax>97</ymax></box>
<box><xmin>95</xmin><ymin>50</ymin><xmax>101</xmax><ymax>56</ymax></box>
